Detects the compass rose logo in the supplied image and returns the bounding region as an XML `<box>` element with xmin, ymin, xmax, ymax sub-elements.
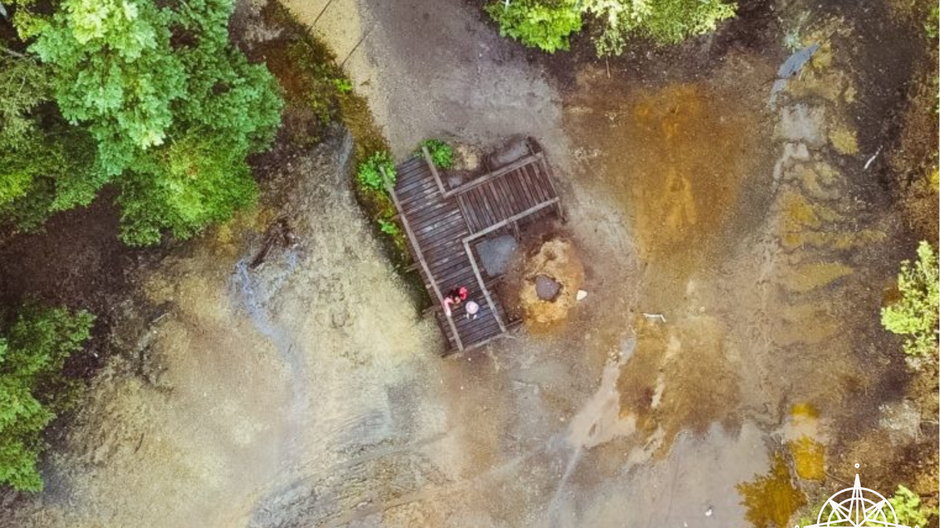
<box><xmin>801</xmin><ymin>468</ymin><xmax>912</xmax><ymax>528</ymax></box>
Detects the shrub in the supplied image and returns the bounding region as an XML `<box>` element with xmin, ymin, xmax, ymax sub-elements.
<box><xmin>484</xmin><ymin>0</ymin><xmax>583</xmax><ymax>53</ymax></box>
<box><xmin>356</xmin><ymin>151</ymin><xmax>396</xmax><ymax>191</ymax></box>
<box><xmin>419</xmin><ymin>139</ymin><xmax>455</xmax><ymax>169</ymax></box>
<box><xmin>890</xmin><ymin>485</ymin><xmax>937</xmax><ymax>528</ymax></box>
<box><xmin>485</xmin><ymin>0</ymin><xmax>736</xmax><ymax>56</ymax></box>
<box><xmin>881</xmin><ymin>241</ymin><xmax>939</xmax><ymax>357</ymax></box>
<box><xmin>583</xmin><ymin>0</ymin><xmax>737</xmax><ymax>56</ymax></box>
<box><xmin>333</xmin><ymin>78</ymin><xmax>353</xmax><ymax>94</ymax></box>
<box><xmin>0</xmin><ymin>302</ymin><xmax>94</xmax><ymax>492</ymax></box>
<box><xmin>377</xmin><ymin>218</ymin><xmax>401</xmax><ymax>237</ymax></box>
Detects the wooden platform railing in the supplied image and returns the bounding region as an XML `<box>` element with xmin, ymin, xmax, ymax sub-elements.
<box><xmin>422</xmin><ymin>145</ymin><xmax>543</xmax><ymax>200</ymax></box>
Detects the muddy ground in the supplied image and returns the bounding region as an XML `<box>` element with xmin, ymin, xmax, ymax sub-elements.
<box><xmin>0</xmin><ymin>0</ymin><xmax>936</xmax><ymax>527</ymax></box>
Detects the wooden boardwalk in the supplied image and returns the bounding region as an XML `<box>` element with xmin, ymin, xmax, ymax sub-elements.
<box><xmin>386</xmin><ymin>139</ymin><xmax>563</xmax><ymax>353</ymax></box>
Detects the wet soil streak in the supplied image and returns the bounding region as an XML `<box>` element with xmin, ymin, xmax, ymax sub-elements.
<box><xmin>232</xmin><ymin>251</ymin><xmax>306</xmax><ymax>461</ymax></box>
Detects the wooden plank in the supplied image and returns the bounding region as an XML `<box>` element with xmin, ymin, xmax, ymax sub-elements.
<box><xmin>396</xmin><ymin>171</ymin><xmax>433</xmax><ymax>191</ymax></box>
<box><xmin>423</xmin><ymin>243</ymin><xmax>468</xmax><ymax>267</ymax></box>
<box><xmin>416</xmin><ymin>221</ymin><xmax>468</xmax><ymax>250</ymax></box>
<box><xmin>516</xmin><ymin>166</ymin><xmax>539</xmax><ymax>208</ymax></box>
<box><xmin>383</xmin><ymin>167</ymin><xmax>464</xmax><ymax>351</ymax></box>
<box><xmin>431</xmin><ymin>259</ymin><xmax>473</xmax><ymax>283</ymax></box>
<box><xmin>456</xmin><ymin>194</ymin><xmax>478</xmax><ymax>234</ymax></box>
<box><xmin>396</xmin><ymin>177</ymin><xmax>433</xmax><ymax>197</ymax></box>
<box><xmin>397</xmin><ymin>176</ymin><xmax>436</xmax><ymax>197</ymax></box>
<box><xmin>404</xmin><ymin>203</ymin><xmax>457</xmax><ymax>229</ymax></box>
<box><xmin>492</xmin><ymin>179</ymin><xmax>512</xmax><ymax>220</ymax></box>
<box><xmin>519</xmin><ymin>164</ymin><xmax>544</xmax><ymax>203</ymax></box>
<box><xmin>416</xmin><ymin>223</ymin><xmax>467</xmax><ymax>250</ymax></box>
<box><xmin>399</xmin><ymin>186</ymin><xmax>442</xmax><ymax>213</ymax></box>
<box><xmin>502</xmin><ymin>169</ymin><xmax>526</xmax><ymax>212</ymax></box>
<box><xmin>537</xmin><ymin>155</ymin><xmax>566</xmax><ymax>221</ymax></box>
<box><xmin>460</xmin><ymin>315</ymin><xmax>502</xmax><ymax>344</ymax></box>
<box><xmin>408</xmin><ymin>199</ymin><xmax>459</xmax><ymax>223</ymax></box>
<box><xmin>404</xmin><ymin>199</ymin><xmax>455</xmax><ymax>224</ymax></box>
<box><xmin>458</xmin><ymin>319</ymin><xmax>497</xmax><ymax>342</ymax></box>
<box><xmin>464</xmin><ymin>197</ymin><xmax>560</xmax><ymax>243</ymax></box>
<box><xmin>461</xmin><ymin>331</ymin><xmax>507</xmax><ymax>353</ymax></box>
<box><xmin>396</xmin><ymin>162</ymin><xmax>430</xmax><ymax>182</ymax></box>
<box><xmin>426</xmin><ymin>244</ymin><xmax>471</xmax><ymax>269</ymax></box>
<box><xmin>483</xmin><ymin>181</ymin><xmax>509</xmax><ymax>224</ymax></box>
<box><xmin>438</xmin><ymin>266</ymin><xmax>476</xmax><ymax>288</ymax></box>
<box><xmin>446</xmin><ymin>152</ymin><xmax>542</xmax><ymax>198</ymax></box>
<box><xmin>463</xmin><ymin>188</ymin><xmax>485</xmax><ymax>232</ymax></box>
<box><xmin>420</xmin><ymin>224</ymin><xmax>470</xmax><ymax>251</ymax></box>
<box><xmin>411</xmin><ymin>206</ymin><xmax>463</xmax><ymax>231</ymax></box>
<box><xmin>477</xmin><ymin>187</ymin><xmax>499</xmax><ymax>227</ymax></box>
<box><xmin>396</xmin><ymin>167</ymin><xmax>433</xmax><ymax>188</ymax></box>
<box><xmin>412</xmin><ymin>208</ymin><xmax>465</xmax><ymax>233</ymax></box>
<box><xmin>528</xmin><ymin>163</ymin><xmax>552</xmax><ymax>202</ymax></box>
<box><xmin>495</xmin><ymin>177</ymin><xmax>520</xmax><ymax>217</ymax></box>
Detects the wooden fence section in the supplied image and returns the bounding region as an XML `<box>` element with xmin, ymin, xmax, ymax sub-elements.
<box><xmin>388</xmin><ymin>141</ymin><xmax>562</xmax><ymax>353</ymax></box>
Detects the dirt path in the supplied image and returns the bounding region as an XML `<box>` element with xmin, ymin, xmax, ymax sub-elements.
<box><xmin>2</xmin><ymin>1</ymin><xmax>931</xmax><ymax>527</ymax></box>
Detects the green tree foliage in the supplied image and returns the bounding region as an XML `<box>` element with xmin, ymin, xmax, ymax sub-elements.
<box><xmin>484</xmin><ymin>0</ymin><xmax>582</xmax><ymax>53</ymax></box>
<box><xmin>117</xmin><ymin>133</ymin><xmax>258</xmax><ymax>245</ymax></box>
<box><xmin>4</xmin><ymin>0</ymin><xmax>283</xmax><ymax>244</ymax></box>
<box><xmin>889</xmin><ymin>485</ymin><xmax>937</xmax><ymax>528</ymax></box>
<box><xmin>0</xmin><ymin>54</ymin><xmax>98</xmax><ymax>231</ymax></box>
<box><xmin>0</xmin><ymin>55</ymin><xmax>51</xmax><ymax>209</ymax></box>
<box><xmin>0</xmin><ymin>303</ymin><xmax>94</xmax><ymax>492</ymax></box>
<box><xmin>31</xmin><ymin>0</ymin><xmax>187</xmax><ymax>174</ymax></box>
<box><xmin>0</xmin><ymin>55</ymin><xmax>48</xmax><ymax>152</ymax></box>
<box><xmin>882</xmin><ymin>241</ymin><xmax>939</xmax><ymax>357</ymax></box>
<box><xmin>485</xmin><ymin>0</ymin><xmax>735</xmax><ymax>56</ymax></box>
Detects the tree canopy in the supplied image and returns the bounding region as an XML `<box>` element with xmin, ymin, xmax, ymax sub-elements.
<box><xmin>0</xmin><ymin>303</ymin><xmax>94</xmax><ymax>492</ymax></box>
<box><xmin>1</xmin><ymin>0</ymin><xmax>283</xmax><ymax>245</ymax></box>
<box><xmin>882</xmin><ymin>241</ymin><xmax>939</xmax><ymax>357</ymax></box>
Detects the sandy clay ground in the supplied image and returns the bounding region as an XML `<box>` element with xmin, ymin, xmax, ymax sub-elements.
<box><xmin>1</xmin><ymin>0</ymin><xmax>936</xmax><ymax>527</ymax></box>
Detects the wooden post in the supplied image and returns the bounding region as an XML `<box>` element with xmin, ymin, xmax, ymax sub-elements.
<box><xmin>463</xmin><ymin>239</ymin><xmax>507</xmax><ymax>334</ymax></box>
<box><xmin>422</xmin><ymin>145</ymin><xmax>448</xmax><ymax>195</ymax></box>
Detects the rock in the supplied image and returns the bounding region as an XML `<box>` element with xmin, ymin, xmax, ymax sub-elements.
<box><xmin>776</xmin><ymin>104</ymin><xmax>827</xmax><ymax>147</ymax></box>
<box><xmin>518</xmin><ymin>238</ymin><xmax>585</xmax><ymax>327</ymax></box>
<box><xmin>488</xmin><ymin>136</ymin><xmax>531</xmax><ymax>167</ymax></box>
<box><xmin>535</xmin><ymin>274</ymin><xmax>562</xmax><ymax>301</ymax></box>
<box><xmin>576</xmin><ymin>290</ymin><xmax>588</xmax><ymax>301</ymax></box>
<box><xmin>878</xmin><ymin>400</ymin><xmax>921</xmax><ymax>441</ymax></box>
<box><xmin>772</xmin><ymin>142</ymin><xmax>811</xmax><ymax>184</ymax></box>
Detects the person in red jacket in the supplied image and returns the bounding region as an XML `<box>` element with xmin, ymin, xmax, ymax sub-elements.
<box><xmin>443</xmin><ymin>286</ymin><xmax>468</xmax><ymax>317</ymax></box>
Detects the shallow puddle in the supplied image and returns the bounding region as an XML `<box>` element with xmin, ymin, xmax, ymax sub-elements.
<box><xmin>785</xmin><ymin>403</ymin><xmax>826</xmax><ymax>481</ymax></box>
<box><xmin>738</xmin><ymin>453</ymin><xmax>807</xmax><ymax>528</ymax></box>
<box><xmin>615</xmin><ymin>314</ymin><xmax>739</xmax><ymax>454</ymax></box>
